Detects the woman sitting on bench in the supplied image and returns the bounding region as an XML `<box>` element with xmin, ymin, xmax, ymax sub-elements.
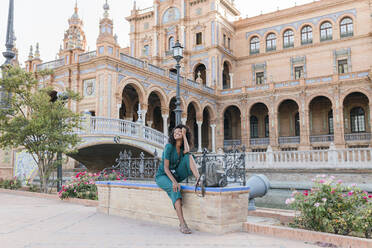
<box><xmin>155</xmin><ymin>124</ymin><xmax>201</xmax><ymax>234</ymax></box>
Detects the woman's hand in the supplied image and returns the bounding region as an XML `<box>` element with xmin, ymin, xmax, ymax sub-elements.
<box><xmin>181</xmin><ymin>127</ymin><xmax>187</xmax><ymax>137</ymax></box>
<box><xmin>172</xmin><ymin>182</ymin><xmax>181</xmax><ymax>192</ymax></box>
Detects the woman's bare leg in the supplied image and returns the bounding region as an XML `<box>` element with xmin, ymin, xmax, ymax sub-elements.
<box><xmin>174</xmin><ymin>199</ymin><xmax>185</xmax><ymax>225</ymax></box>
<box><xmin>189</xmin><ymin>156</ymin><xmax>200</xmax><ymax>179</ymax></box>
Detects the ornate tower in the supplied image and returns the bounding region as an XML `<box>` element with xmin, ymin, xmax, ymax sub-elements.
<box><xmin>59</xmin><ymin>1</ymin><xmax>87</xmax><ymax>64</ymax></box>
<box><xmin>96</xmin><ymin>0</ymin><xmax>119</xmax><ymax>58</ymax></box>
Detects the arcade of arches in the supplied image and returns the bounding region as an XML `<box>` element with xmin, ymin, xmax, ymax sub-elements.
<box><xmin>119</xmin><ymin>85</ymin><xmax>372</xmax><ymax>151</ymax></box>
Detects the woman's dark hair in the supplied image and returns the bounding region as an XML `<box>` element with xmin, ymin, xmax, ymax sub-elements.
<box><xmin>168</xmin><ymin>124</ymin><xmax>192</xmax><ymax>148</ymax></box>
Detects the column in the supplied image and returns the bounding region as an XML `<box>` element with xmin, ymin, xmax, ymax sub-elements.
<box><xmin>300</xmin><ymin>106</ymin><xmax>311</xmax><ymax>150</ymax></box>
<box><xmin>197</xmin><ymin>121</ymin><xmax>203</xmax><ymax>152</ymax></box>
<box><xmin>162</xmin><ymin>114</ymin><xmax>169</xmax><ymax>137</ymax></box>
<box><xmin>229</xmin><ymin>73</ymin><xmax>234</xmax><ymax>88</ymax></box>
<box><xmin>147</xmin><ymin>121</ymin><xmax>153</xmax><ymax>128</ymax></box>
<box><xmin>210</xmin><ymin>124</ymin><xmax>216</xmax><ymax>153</ymax></box>
<box><xmin>333</xmin><ymin>103</ymin><xmax>345</xmax><ymax>148</ymax></box>
<box><xmin>181</xmin><ymin>118</ymin><xmax>187</xmax><ymax>125</ymax></box>
<box><xmin>117</xmin><ymin>104</ymin><xmax>121</xmax><ymax>119</ymax></box>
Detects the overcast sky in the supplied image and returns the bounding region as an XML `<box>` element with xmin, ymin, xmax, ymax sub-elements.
<box><xmin>0</xmin><ymin>0</ymin><xmax>315</xmax><ymax>65</ymax></box>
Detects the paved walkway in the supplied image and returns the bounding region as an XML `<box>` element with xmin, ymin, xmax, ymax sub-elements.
<box><xmin>0</xmin><ymin>192</ymin><xmax>320</xmax><ymax>248</ymax></box>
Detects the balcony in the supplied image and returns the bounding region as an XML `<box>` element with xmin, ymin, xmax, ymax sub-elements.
<box><xmin>278</xmin><ymin>136</ymin><xmax>300</xmax><ymax>144</ymax></box>
<box><xmin>250</xmin><ymin>138</ymin><xmax>270</xmax><ymax>146</ymax></box>
<box><xmin>224</xmin><ymin>139</ymin><xmax>241</xmax><ymax>147</ymax></box>
<box><xmin>345</xmin><ymin>133</ymin><xmax>371</xmax><ymax>141</ymax></box>
<box><xmin>310</xmin><ymin>135</ymin><xmax>334</xmax><ymax>143</ymax></box>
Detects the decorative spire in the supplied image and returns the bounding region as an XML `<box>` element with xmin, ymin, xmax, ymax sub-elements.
<box><xmin>3</xmin><ymin>0</ymin><xmax>15</xmax><ymax>66</ymax></box>
<box><xmin>71</xmin><ymin>0</ymin><xmax>79</xmax><ymax>19</ymax></box>
<box><xmin>133</xmin><ymin>0</ymin><xmax>136</xmax><ymax>10</ymax></box>
<box><xmin>28</xmin><ymin>45</ymin><xmax>33</xmax><ymax>60</ymax></box>
<box><xmin>34</xmin><ymin>43</ymin><xmax>40</xmax><ymax>59</ymax></box>
<box><xmin>103</xmin><ymin>0</ymin><xmax>110</xmax><ymax>18</ymax></box>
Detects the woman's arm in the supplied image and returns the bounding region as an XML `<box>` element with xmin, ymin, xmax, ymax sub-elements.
<box><xmin>164</xmin><ymin>158</ymin><xmax>180</xmax><ymax>192</ymax></box>
<box><xmin>182</xmin><ymin>128</ymin><xmax>190</xmax><ymax>154</ymax></box>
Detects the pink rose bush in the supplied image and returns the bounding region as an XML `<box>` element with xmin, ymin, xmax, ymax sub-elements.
<box><xmin>0</xmin><ymin>177</ymin><xmax>22</xmax><ymax>190</ymax></box>
<box><xmin>286</xmin><ymin>175</ymin><xmax>372</xmax><ymax>239</ymax></box>
<box><xmin>59</xmin><ymin>170</ymin><xmax>126</xmax><ymax>200</ymax></box>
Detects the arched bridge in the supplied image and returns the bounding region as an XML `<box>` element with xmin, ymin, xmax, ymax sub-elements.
<box><xmin>71</xmin><ymin>117</ymin><xmax>168</xmax><ymax>171</ymax></box>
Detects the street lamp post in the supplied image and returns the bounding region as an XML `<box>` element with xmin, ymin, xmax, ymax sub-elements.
<box><xmin>172</xmin><ymin>40</ymin><xmax>184</xmax><ymax>126</ymax></box>
<box><xmin>0</xmin><ymin>0</ymin><xmax>15</xmax><ymax>111</ymax></box>
<box><xmin>56</xmin><ymin>92</ymin><xmax>69</xmax><ymax>192</ymax></box>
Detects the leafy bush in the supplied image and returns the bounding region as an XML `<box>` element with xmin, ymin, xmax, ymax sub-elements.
<box><xmin>0</xmin><ymin>177</ymin><xmax>22</xmax><ymax>190</ymax></box>
<box><xmin>58</xmin><ymin>170</ymin><xmax>126</xmax><ymax>200</ymax></box>
<box><xmin>286</xmin><ymin>175</ymin><xmax>372</xmax><ymax>238</ymax></box>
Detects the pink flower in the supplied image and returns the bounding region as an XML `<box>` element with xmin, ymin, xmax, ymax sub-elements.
<box><xmin>348</xmin><ymin>191</ymin><xmax>354</xmax><ymax>196</ymax></box>
<box><xmin>319</xmin><ymin>179</ymin><xmax>325</xmax><ymax>184</ymax></box>
<box><xmin>303</xmin><ymin>190</ymin><xmax>309</xmax><ymax>196</ymax></box>
<box><xmin>285</xmin><ymin>198</ymin><xmax>295</xmax><ymax>205</ymax></box>
<box><xmin>314</xmin><ymin>202</ymin><xmax>320</xmax><ymax>207</ymax></box>
<box><xmin>368</xmin><ymin>195</ymin><xmax>372</xmax><ymax>198</ymax></box>
<box><xmin>322</xmin><ymin>198</ymin><xmax>327</xmax><ymax>203</ymax></box>
<box><xmin>363</xmin><ymin>196</ymin><xmax>368</xmax><ymax>200</ymax></box>
<box><xmin>351</xmin><ymin>183</ymin><xmax>356</xmax><ymax>187</ymax></box>
<box><xmin>331</xmin><ymin>190</ymin><xmax>335</xmax><ymax>194</ymax></box>
<box><xmin>337</xmin><ymin>180</ymin><xmax>342</xmax><ymax>184</ymax></box>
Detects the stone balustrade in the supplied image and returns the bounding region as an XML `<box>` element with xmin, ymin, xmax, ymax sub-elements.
<box><xmin>37</xmin><ymin>58</ymin><xmax>65</xmax><ymax>71</ymax></box>
<box><xmin>78</xmin><ymin>51</ymin><xmax>97</xmax><ymax>63</ymax></box>
<box><xmin>78</xmin><ymin>116</ymin><xmax>168</xmax><ymax>148</ymax></box>
<box><xmin>246</xmin><ymin>147</ymin><xmax>372</xmax><ymax>169</ymax></box>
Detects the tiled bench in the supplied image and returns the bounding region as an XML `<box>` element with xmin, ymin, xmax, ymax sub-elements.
<box><xmin>96</xmin><ymin>181</ymin><xmax>250</xmax><ymax>234</ymax></box>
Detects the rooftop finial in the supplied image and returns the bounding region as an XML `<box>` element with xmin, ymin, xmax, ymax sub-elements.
<box><xmin>28</xmin><ymin>45</ymin><xmax>33</xmax><ymax>60</ymax></box>
<box><xmin>34</xmin><ymin>42</ymin><xmax>40</xmax><ymax>58</ymax></box>
<box><xmin>71</xmin><ymin>0</ymin><xmax>79</xmax><ymax>19</ymax></box>
<box><xmin>103</xmin><ymin>0</ymin><xmax>110</xmax><ymax>18</ymax></box>
<box><xmin>133</xmin><ymin>0</ymin><xmax>136</xmax><ymax>10</ymax></box>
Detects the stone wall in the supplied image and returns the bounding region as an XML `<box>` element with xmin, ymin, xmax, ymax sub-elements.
<box><xmin>97</xmin><ymin>181</ymin><xmax>249</xmax><ymax>234</ymax></box>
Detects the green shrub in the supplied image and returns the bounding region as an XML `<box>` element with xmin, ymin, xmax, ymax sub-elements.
<box><xmin>59</xmin><ymin>170</ymin><xmax>126</xmax><ymax>201</ymax></box>
<box><xmin>286</xmin><ymin>175</ymin><xmax>372</xmax><ymax>239</ymax></box>
<box><xmin>0</xmin><ymin>177</ymin><xmax>22</xmax><ymax>190</ymax></box>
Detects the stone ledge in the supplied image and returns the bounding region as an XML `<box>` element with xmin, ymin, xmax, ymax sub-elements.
<box><xmin>248</xmin><ymin>208</ymin><xmax>295</xmax><ymax>225</ymax></box>
<box><xmin>0</xmin><ymin>188</ymin><xmax>98</xmax><ymax>207</ymax></box>
<box><xmin>96</xmin><ymin>180</ymin><xmax>250</xmax><ymax>234</ymax></box>
<box><xmin>243</xmin><ymin>221</ymin><xmax>372</xmax><ymax>248</ymax></box>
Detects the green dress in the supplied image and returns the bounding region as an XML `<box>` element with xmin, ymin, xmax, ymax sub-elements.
<box><xmin>155</xmin><ymin>143</ymin><xmax>193</xmax><ymax>207</ymax></box>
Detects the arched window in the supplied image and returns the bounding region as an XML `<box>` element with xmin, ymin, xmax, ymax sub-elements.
<box><xmin>320</xmin><ymin>22</ymin><xmax>333</xmax><ymax>41</ymax></box>
<box><xmin>301</xmin><ymin>25</ymin><xmax>313</xmax><ymax>45</ymax></box>
<box><xmin>250</xmin><ymin>116</ymin><xmax>258</xmax><ymax>138</ymax></box>
<box><xmin>328</xmin><ymin>110</ymin><xmax>334</xmax><ymax>134</ymax></box>
<box><xmin>266</xmin><ymin>33</ymin><xmax>276</xmax><ymax>52</ymax></box>
<box><xmin>265</xmin><ymin>115</ymin><xmax>269</xmax><ymax>137</ymax></box>
<box><xmin>168</xmin><ymin>36</ymin><xmax>175</xmax><ymax>50</ymax></box>
<box><xmin>350</xmin><ymin>107</ymin><xmax>366</xmax><ymax>133</ymax></box>
<box><xmin>340</xmin><ymin>17</ymin><xmax>353</xmax><ymax>38</ymax></box>
<box><xmin>250</xmin><ymin>36</ymin><xmax>260</xmax><ymax>54</ymax></box>
<box><xmin>295</xmin><ymin>112</ymin><xmax>300</xmax><ymax>136</ymax></box>
<box><xmin>283</xmin><ymin>29</ymin><xmax>294</xmax><ymax>48</ymax></box>
<box><xmin>222</xmin><ymin>62</ymin><xmax>231</xmax><ymax>89</ymax></box>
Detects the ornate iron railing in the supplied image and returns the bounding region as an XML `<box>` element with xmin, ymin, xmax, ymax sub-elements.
<box><xmin>345</xmin><ymin>133</ymin><xmax>371</xmax><ymax>141</ymax></box>
<box><xmin>194</xmin><ymin>146</ymin><xmax>246</xmax><ymax>186</ymax></box>
<box><xmin>278</xmin><ymin>136</ymin><xmax>300</xmax><ymax>144</ymax></box>
<box><xmin>101</xmin><ymin>147</ymin><xmax>246</xmax><ymax>186</ymax></box>
<box><xmin>99</xmin><ymin>150</ymin><xmax>160</xmax><ymax>180</ymax></box>
<box><xmin>250</xmin><ymin>138</ymin><xmax>270</xmax><ymax>146</ymax></box>
<box><xmin>310</xmin><ymin>134</ymin><xmax>334</xmax><ymax>143</ymax></box>
<box><xmin>224</xmin><ymin>139</ymin><xmax>241</xmax><ymax>147</ymax></box>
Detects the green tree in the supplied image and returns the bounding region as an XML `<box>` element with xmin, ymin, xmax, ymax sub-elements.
<box><xmin>0</xmin><ymin>66</ymin><xmax>82</xmax><ymax>193</ymax></box>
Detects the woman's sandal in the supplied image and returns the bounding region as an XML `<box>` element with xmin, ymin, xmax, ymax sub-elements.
<box><xmin>179</xmin><ymin>223</ymin><xmax>192</xmax><ymax>234</ymax></box>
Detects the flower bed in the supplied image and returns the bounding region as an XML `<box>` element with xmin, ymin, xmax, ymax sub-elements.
<box><xmin>58</xmin><ymin>170</ymin><xmax>126</xmax><ymax>200</ymax></box>
<box><xmin>286</xmin><ymin>175</ymin><xmax>372</xmax><ymax>239</ymax></box>
<box><xmin>0</xmin><ymin>177</ymin><xmax>22</xmax><ymax>190</ymax></box>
